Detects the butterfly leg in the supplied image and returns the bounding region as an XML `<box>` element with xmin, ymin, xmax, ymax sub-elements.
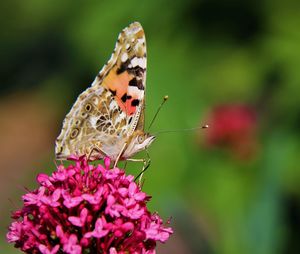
<box><xmin>113</xmin><ymin>143</ymin><xmax>127</xmax><ymax>168</ymax></box>
<box><xmin>87</xmin><ymin>144</ymin><xmax>107</xmax><ymax>161</ymax></box>
<box><xmin>53</xmin><ymin>158</ymin><xmax>67</xmax><ymax>168</ymax></box>
<box><xmin>53</xmin><ymin>158</ymin><xmax>61</xmax><ymax>168</ymax></box>
<box><xmin>128</xmin><ymin>152</ymin><xmax>151</xmax><ymax>185</ymax></box>
<box><xmin>126</xmin><ymin>158</ymin><xmax>146</xmax><ymax>186</ymax></box>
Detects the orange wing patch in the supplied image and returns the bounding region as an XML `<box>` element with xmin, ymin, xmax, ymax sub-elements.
<box><xmin>102</xmin><ymin>66</ymin><xmax>141</xmax><ymax>116</ymax></box>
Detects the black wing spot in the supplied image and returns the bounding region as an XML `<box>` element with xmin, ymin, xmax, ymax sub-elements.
<box><xmin>109</xmin><ymin>89</ymin><xmax>117</xmax><ymax>96</ymax></box>
<box><xmin>130</xmin><ymin>66</ymin><xmax>145</xmax><ymax>79</ymax></box>
<box><xmin>121</xmin><ymin>93</ymin><xmax>127</xmax><ymax>103</ymax></box>
<box><xmin>129</xmin><ymin>78</ymin><xmax>137</xmax><ymax>87</ymax></box>
<box><xmin>131</xmin><ymin>99</ymin><xmax>140</xmax><ymax>107</ymax></box>
<box><xmin>129</xmin><ymin>77</ymin><xmax>144</xmax><ymax>90</ymax></box>
<box><xmin>117</xmin><ymin>59</ymin><xmax>129</xmax><ymax>75</ymax></box>
<box><xmin>117</xmin><ymin>66</ymin><xmax>125</xmax><ymax>75</ymax></box>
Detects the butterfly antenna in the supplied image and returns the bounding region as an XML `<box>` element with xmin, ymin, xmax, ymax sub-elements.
<box><xmin>148</xmin><ymin>95</ymin><xmax>169</xmax><ymax>131</ymax></box>
<box><xmin>153</xmin><ymin>124</ymin><xmax>209</xmax><ymax>135</ymax></box>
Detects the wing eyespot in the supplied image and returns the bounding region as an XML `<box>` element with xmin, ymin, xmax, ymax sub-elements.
<box><xmin>85</xmin><ymin>103</ymin><xmax>92</xmax><ymax>112</ymax></box>
<box><xmin>70</xmin><ymin>128</ymin><xmax>79</xmax><ymax>139</ymax></box>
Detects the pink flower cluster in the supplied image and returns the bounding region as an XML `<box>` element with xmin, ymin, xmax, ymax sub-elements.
<box><xmin>7</xmin><ymin>156</ymin><xmax>173</xmax><ymax>254</ymax></box>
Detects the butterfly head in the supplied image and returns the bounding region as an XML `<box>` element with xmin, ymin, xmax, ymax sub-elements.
<box><xmin>124</xmin><ymin>131</ymin><xmax>155</xmax><ymax>158</ymax></box>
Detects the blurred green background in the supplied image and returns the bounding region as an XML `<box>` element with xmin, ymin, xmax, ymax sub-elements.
<box><xmin>1</xmin><ymin>0</ymin><xmax>300</xmax><ymax>253</ymax></box>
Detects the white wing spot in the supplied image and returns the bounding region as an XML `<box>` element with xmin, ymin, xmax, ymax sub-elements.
<box><xmin>109</xmin><ymin>100</ymin><xmax>119</xmax><ymax>110</ymax></box>
<box><xmin>121</xmin><ymin>53</ymin><xmax>128</xmax><ymax>62</ymax></box>
<box><xmin>137</xmin><ymin>38</ymin><xmax>145</xmax><ymax>44</ymax></box>
<box><xmin>90</xmin><ymin>116</ymin><xmax>98</xmax><ymax>129</ymax></box>
<box><xmin>128</xmin><ymin>86</ymin><xmax>144</xmax><ymax>97</ymax></box>
<box><xmin>131</xmin><ymin>57</ymin><xmax>146</xmax><ymax>69</ymax></box>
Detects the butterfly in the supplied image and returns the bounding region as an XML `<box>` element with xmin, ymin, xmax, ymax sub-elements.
<box><xmin>55</xmin><ymin>22</ymin><xmax>155</xmax><ymax>163</ymax></box>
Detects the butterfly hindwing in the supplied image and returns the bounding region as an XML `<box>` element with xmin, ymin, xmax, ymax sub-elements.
<box><xmin>55</xmin><ymin>22</ymin><xmax>147</xmax><ymax>160</ymax></box>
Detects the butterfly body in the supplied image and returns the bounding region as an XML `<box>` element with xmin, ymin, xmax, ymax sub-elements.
<box><xmin>55</xmin><ymin>22</ymin><xmax>155</xmax><ymax>162</ymax></box>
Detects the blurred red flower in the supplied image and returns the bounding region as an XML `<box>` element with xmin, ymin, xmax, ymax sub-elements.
<box><xmin>204</xmin><ymin>104</ymin><xmax>258</xmax><ymax>159</ymax></box>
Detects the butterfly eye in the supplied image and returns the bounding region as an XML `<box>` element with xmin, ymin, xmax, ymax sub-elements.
<box><xmin>85</xmin><ymin>103</ymin><xmax>92</xmax><ymax>112</ymax></box>
<box><xmin>70</xmin><ymin>128</ymin><xmax>79</xmax><ymax>139</ymax></box>
<box><xmin>138</xmin><ymin>135</ymin><xmax>145</xmax><ymax>144</ymax></box>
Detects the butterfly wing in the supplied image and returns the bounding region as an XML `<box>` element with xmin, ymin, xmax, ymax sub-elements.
<box><xmin>55</xmin><ymin>22</ymin><xmax>146</xmax><ymax>160</ymax></box>
<box><xmin>97</xmin><ymin>22</ymin><xmax>147</xmax><ymax>134</ymax></box>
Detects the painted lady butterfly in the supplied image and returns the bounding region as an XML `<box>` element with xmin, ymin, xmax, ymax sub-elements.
<box><xmin>55</xmin><ymin>22</ymin><xmax>155</xmax><ymax>163</ymax></box>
